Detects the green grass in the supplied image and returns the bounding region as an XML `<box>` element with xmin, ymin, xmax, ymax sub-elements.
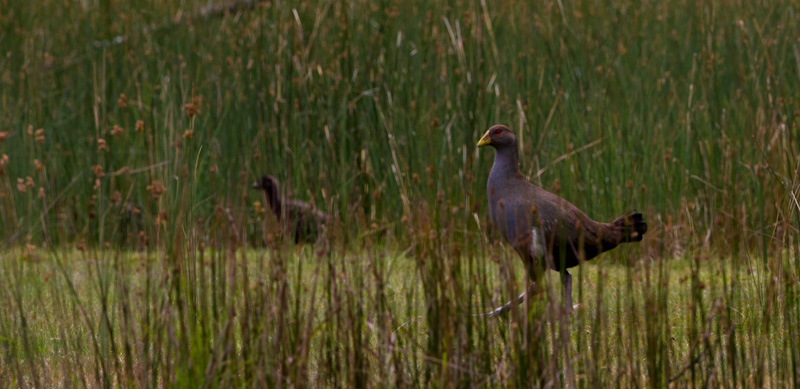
<box><xmin>0</xmin><ymin>247</ymin><xmax>795</xmax><ymax>386</ymax></box>
<box><xmin>0</xmin><ymin>0</ymin><xmax>799</xmax><ymax>386</ymax></box>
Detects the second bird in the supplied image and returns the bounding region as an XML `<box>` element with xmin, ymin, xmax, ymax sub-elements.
<box><xmin>477</xmin><ymin>124</ymin><xmax>648</xmax><ymax>316</ymax></box>
<box><xmin>252</xmin><ymin>175</ymin><xmax>329</xmax><ymax>244</ymax></box>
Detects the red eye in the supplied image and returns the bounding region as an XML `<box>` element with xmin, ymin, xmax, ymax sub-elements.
<box><xmin>494</xmin><ymin>129</ymin><xmax>502</xmax><ymax>135</ymax></box>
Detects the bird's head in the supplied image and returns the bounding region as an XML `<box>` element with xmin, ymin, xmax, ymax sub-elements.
<box><xmin>477</xmin><ymin>124</ymin><xmax>516</xmax><ymax>149</ymax></box>
<box><xmin>252</xmin><ymin>175</ymin><xmax>280</xmax><ymax>194</ymax></box>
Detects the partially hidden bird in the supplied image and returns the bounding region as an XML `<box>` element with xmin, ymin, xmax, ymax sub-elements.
<box><xmin>477</xmin><ymin>124</ymin><xmax>647</xmax><ymax>316</ymax></box>
<box><xmin>252</xmin><ymin>175</ymin><xmax>329</xmax><ymax>244</ymax></box>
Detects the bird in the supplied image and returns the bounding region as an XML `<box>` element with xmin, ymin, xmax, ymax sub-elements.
<box><xmin>251</xmin><ymin>175</ymin><xmax>329</xmax><ymax>244</ymax></box>
<box><xmin>476</xmin><ymin>124</ymin><xmax>647</xmax><ymax>316</ymax></box>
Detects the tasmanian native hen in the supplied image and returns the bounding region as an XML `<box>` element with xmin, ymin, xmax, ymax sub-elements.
<box><xmin>477</xmin><ymin>124</ymin><xmax>647</xmax><ymax>316</ymax></box>
<box><xmin>252</xmin><ymin>175</ymin><xmax>329</xmax><ymax>244</ymax></box>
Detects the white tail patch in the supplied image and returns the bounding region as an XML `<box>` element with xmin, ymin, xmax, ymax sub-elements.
<box><xmin>530</xmin><ymin>227</ymin><xmax>544</xmax><ymax>258</ymax></box>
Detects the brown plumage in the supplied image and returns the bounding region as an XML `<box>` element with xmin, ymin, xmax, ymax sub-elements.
<box><xmin>477</xmin><ymin>124</ymin><xmax>647</xmax><ymax>316</ymax></box>
<box><xmin>252</xmin><ymin>175</ymin><xmax>329</xmax><ymax>244</ymax></box>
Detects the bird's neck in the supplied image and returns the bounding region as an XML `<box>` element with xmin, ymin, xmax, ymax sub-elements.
<box><xmin>490</xmin><ymin>145</ymin><xmax>520</xmax><ymax>180</ymax></box>
<box><xmin>266</xmin><ymin>189</ymin><xmax>282</xmax><ymax>218</ymax></box>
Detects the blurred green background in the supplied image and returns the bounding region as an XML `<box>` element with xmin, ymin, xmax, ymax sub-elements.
<box><xmin>1</xmin><ymin>0</ymin><xmax>795</xmax><ymax>253</ymax></box>
<box><xmin>1</xmin><ymin>0</ymin><xmax>799</xmax><ymax>386</ymax></box>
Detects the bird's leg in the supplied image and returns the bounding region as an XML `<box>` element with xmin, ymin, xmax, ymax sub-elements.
<box><xmin>561</xmin><ymin>269</ymin><xmax>573</xmax><ymax>313</ymax></box>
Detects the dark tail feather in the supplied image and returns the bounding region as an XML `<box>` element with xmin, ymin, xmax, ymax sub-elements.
<box><xmin>612</xmin><ymin>210</ymin><xmax>648</xmax><ymax>243</ymax></box>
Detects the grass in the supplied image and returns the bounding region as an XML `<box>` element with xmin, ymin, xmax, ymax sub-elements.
<box><xmin>1</xmin><ymin>246</ymin><xmax>793</xmax><ymax>386</ymax></box>
<box><xmin>0</xmin><ymin>0</ymin><xmax>799</xmax><ymax>386</ymax></box>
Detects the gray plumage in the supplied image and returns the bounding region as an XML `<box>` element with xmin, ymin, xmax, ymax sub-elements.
<box><xmin>477</xmin><ymin>124</ymin><xmax>647</xmax><ymax>316</ymax></box>
<box><xmin>252</xmin><ymin>175</ymin><xmax>329</xmax><ymax>244</ymax></box>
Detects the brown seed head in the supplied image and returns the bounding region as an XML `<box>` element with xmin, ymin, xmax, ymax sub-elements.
<box><xmin>146</xmin><ymin>180</ymin><xmax>166</xmax><ymax>198</ymax></box>
<box><xmin>156</xmin><ymin>211</ymin><xmax>168</xmax><ymax>227</ymax></box>
<box><xmin>184</xmin><ymin>96</ymin><xmax>202</xmax><ymax>117</ymax></box>
<box><xmin>0</xmin><ymin>154</ymin><xmax>7</xmax><ymax>176</ymax></box>
<box><xmin>92</xmin><ymin>165</ymin><xmax>104</xmax><ymax>178</ymax></box>
<box><xmin>253</xmin><ymin>201</ymin><xmax>264</xmax><ymax>214</ymax></box>
<box><xmin>110</xmin><ymin>190</ymin><xmax>121</xmax><ymax>205</ymax></box>
<box><xmin>551</xmin><ymin>178</ymin><xmax>561</xmax><ymax>193</ymax></box>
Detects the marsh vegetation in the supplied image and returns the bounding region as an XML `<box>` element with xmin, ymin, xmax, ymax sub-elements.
<box><xmin>0</xmin><ymin>0</ymin><xmax>798</xmax><ymax>386</ymax></box>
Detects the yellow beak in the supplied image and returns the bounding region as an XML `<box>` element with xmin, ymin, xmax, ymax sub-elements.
<box><xmin>476</xmin><ymin>131</ymin><xmax>492</xmax><ymax>147</ymax></box>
